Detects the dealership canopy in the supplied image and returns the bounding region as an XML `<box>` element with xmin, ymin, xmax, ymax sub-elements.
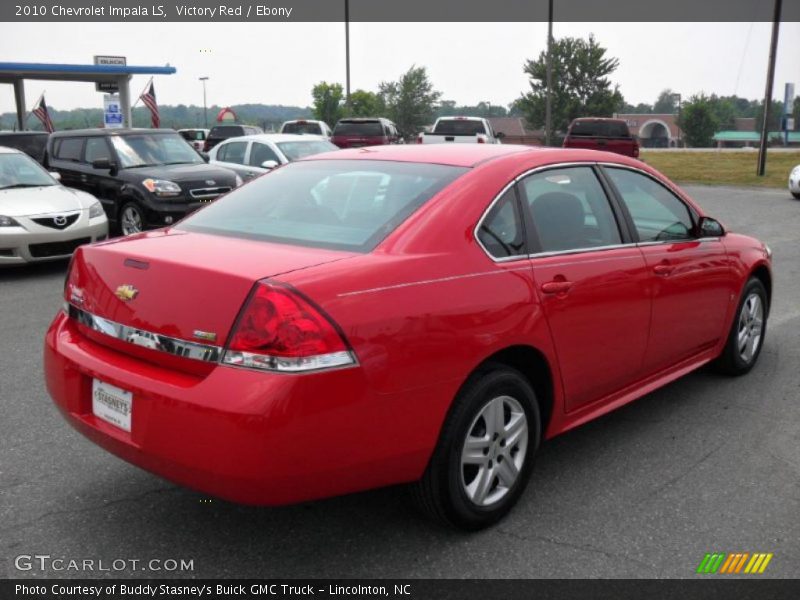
<box><xmin>0</xmin><ymin>61</ymin><xmax>177</xmax><ymax>130</ymax></box>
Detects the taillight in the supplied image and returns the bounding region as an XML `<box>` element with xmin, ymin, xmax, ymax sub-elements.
<box><xmin>223</xmin><ymin>282</ymin><xmax>355</xmax><ymax>373</ymax></box>
<box><xmin>417</xmin><ymin>134</ymin><xmax>423</xmax><ymax>144</ymax></box>
<box><xmin>633</xmin><ymin>143</ymin><xmax>640</xmax><ymax>158</ymax></box>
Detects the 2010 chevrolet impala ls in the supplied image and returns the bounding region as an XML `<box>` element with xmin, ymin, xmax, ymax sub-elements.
<box><xmin>44</xmin><ymin>144</ymin><xmax>772</xmax><ymax>529</ymax></box>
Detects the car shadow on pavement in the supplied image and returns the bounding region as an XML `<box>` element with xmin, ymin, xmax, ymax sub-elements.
<box><xmin>0</xmin><ymin>259</ymin><xmax>69</xmax><ymax>282</ymax></box>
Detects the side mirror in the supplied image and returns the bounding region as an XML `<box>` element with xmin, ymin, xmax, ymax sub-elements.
<box><xmin>91</xmin><ymin>158</ymin><xmax>115</xmax><ymax>171</ymax></box>
<box><xmin>49</xmin><ymin>171</ymin><xmax>61</xmax><ymax>181</ymax></box>
<box><xmin>698</xmin><ymin>216</ymin><xmax>725</xmax><ymax>238</ymax></box>
<box><xmin>261</xmin><ymin>160</ymin><xmax>279</xmax><ymax>170</ymax></box>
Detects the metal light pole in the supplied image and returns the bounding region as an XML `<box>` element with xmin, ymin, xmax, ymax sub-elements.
<box><xmin>671</xmin><ymin>92</ymin><xmax>682</xmax><ymax>147</ymax></box>
<box><xmin>544</xmin><ymin>0</ymin><xmax>554</xmax><ymax>146</ymax></box>
<box><xmin>199</xmin><ymin>76</ymin><xmax>209</xmax><ymax>129</ymax></box>
<box><xmin>345</xmin><ymin>0</ymin><xmax>351</xmax><ymax>103</ymax></box>
<box><xmin>757</xmin><ymin>0</ymin><xmax>782</xmax><ymax>177</ymax></box>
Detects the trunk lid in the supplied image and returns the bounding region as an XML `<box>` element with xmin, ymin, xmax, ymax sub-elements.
<box><xmin>67</xmin><ymin>229</ymin><xmax>354</xmax><ymax>369</ymax></box>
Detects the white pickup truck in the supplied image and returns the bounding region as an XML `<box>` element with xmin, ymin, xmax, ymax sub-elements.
<box><xmin>418</xmin><ymin>116</ymin><xmax>503</xmax><ymax>144</ymax></box>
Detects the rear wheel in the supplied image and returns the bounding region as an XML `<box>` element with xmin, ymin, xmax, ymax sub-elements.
<box><xmin>792</xmin><ymin>191</ymin><xmax>800</xmax><ymax>200</ymax></box>
<box><xmin>412</xmin><ymin>365</ymin><xmax>540</xmax><ymax>530</ymax></box>
<box><xmin>715</xmin><ymin>277</ymin><xmax>768</xmax><ymax>375</ymax></box>
<box><xmin>119</xmin><ymin>202</ymin><xmax>145</xmax><ymax>236</ymax></box>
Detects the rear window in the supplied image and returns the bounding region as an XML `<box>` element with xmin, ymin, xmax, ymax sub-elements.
<box><xmin>433</xmin><ymin>120</ymin><xmax>487</xmax><ymax>136</ymax></box>
<box><xmin>179</xmin><ymin>130</ymin><xmax>206</xmax><ymax>141</ymax></box>
<box><xmin>208</xmin><ymin>126</ymin><xmax>244</xmax><ymax>139</ymax></box>
<box><xmin>569</xmin><ymin>120</ymin><xmax>630</xmax><ymax>138</ymax></box>
<box><xmin>179</xmin><ymin>159</ymin><xmax>468</xmax><ymax>252</ymax></box>
<box><xmin>333</xmin><ymin>121</ymin><xmax>383</xmax><ymax>137</ymax></box>
<box><xmin>282</xmin><ymin>122</ymin><xmax>323</xmax><ymax>135</ymax></box>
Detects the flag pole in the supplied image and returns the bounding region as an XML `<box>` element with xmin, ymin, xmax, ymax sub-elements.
<box><xmin>25</xmin><ymin>91</ymin><xmax>45</xmax><ymax>125</ymax></box>
<box><xmin>131</xmin><ymin>76</ymin><xmax>153</xmax><ymax>110</ymax></box>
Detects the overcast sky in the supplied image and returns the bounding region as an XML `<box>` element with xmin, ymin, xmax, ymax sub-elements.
<box><xmin>1</xmin><ymin>21</ymin><xmax>799</xmax><ymax>114</ymax></box>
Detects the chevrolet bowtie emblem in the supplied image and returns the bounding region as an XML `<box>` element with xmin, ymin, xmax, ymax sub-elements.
<box><xmin>115</xmin><ymin>284</ymin><xmax>139</xmax><ymax>302</ymax></box>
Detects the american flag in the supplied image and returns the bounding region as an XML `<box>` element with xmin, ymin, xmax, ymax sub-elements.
<box><xmin>140</xmin><ymin>80</ymin><xmax>160</xmax><ymax>128</ymax></box>
<box><xmin>32</xmin><ymin>95</ymin><xmax>54</xmax><ymax>133</ymax></box>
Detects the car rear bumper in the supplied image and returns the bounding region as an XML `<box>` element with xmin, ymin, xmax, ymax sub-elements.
<box><xmin>0</xmin><ymin>219</ymin><xmax>108</xmax><ymax>266</ymax></box>
<box><xmin>44</xmin><ymin>311</ymin><xmax>435</xmax><ymax>505</ymax></box>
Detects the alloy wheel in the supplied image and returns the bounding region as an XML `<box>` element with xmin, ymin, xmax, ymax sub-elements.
<box><xmin>460</xmin><ymin>395</ymin><xmax>528</xmax><ymax>507</ymax></box>
<box><xmin>737</xmin><ymin>292</ymin><xmax>764</xmax><ymax>363</ymax></box>
<box><xmin>120</xmin><ymin>206</ymin><xmax>143</xmax><ymax>236</ymax></box>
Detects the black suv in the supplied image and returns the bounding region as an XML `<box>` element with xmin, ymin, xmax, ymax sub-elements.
<box><xmin>203</xmin><ymin>124</ymin><xmax>263</xmax><ymax>152</ymax></box>
<box><xmin>47</xmin><ymin>129</ymin><xmax>240</xmax><ymax>235</ymax></box>
<box><xmin>0</xmin><ymin>131</ymin><xmax>50</xmax><ymax>164</ymax></box>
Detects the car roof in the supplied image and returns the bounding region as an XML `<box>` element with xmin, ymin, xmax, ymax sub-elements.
<box><xmin>49</xmin><ymin>128</ymin><xmax>172</xmax><ymax>138</ymax></box>
<box><xmin>0</xmin><ymin>131</ymin><xmax>48</xmax><ymax>137</ymax></box>
<box><xmin>302</xmin><ymin>143</ymin><xmax>644</xmax><ymax>169</ymax></box>
<box><xmin>571</xmin><ymin>117</ymin><xmax>626</xmax><ymax>123</ymax></box>
<box><xmin>220</xmin><ymin>133</ymin><xmax>328</xmax><ymax>144</ymax></box>
<box><xmin>0</xmin><ymin>145</ymin><xmax>23</xmax><ymax>154</ymax></box>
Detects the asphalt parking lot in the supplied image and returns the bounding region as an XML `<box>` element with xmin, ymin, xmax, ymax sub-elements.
<box><xmin>2</xmin><ymin>184</ymin><xmax>799</xmax><ymax>579</ymax></box>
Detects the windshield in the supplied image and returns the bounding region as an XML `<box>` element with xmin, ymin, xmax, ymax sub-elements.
<box><xmin>333</xmin><ymin>121</ymin><xmax>383</xmax><ymax>137</ymax></box>
<box><xmin>110</xmin><ymin>133</ymin><xmax>204</xmax><ymax>168</ymax></box>
<box><xmin>433</xmin><ymin>120</ymin><xmax>487</xmax><ymax>136</ymax></box>
<box><xmin>282</xmin><ymin>122</ymin><xmax>323</xmax><ymax>135</ymax></box>
<box><xmin>277</xmin><ymin>140</ymin><xmax>338</xmax><ymax>162</ymax></box>
<box><xmin>179</xmin><ymin>160</ymin><xmax>468</xmax><ymax>252</ymax></box>
<box><xmin>0</xmin><ymin>152</ymin><xmax>57</xmax><ymax>189</ymax></box>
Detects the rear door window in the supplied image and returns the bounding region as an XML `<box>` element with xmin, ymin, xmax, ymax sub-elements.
<box><xmin>477</xmin><ymin>187</ymin><xmax>526</xmax><ymax>258</ymax></box>
<box><xmin>519</xmin><ymin>166</ymin><xmax>622</xmax><ymax>253</ymax></box>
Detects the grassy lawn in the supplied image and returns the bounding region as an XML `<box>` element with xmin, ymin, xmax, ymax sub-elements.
<box><xmin>640</xmin><ymin>150</ymin><xmax>799</xmax><ymax>189</ymax></box>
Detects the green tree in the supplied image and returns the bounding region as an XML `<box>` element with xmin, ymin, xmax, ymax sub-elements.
<box><xmin>311</xmin><ymin>81</ymin><xmax>345</xmax><ymax>127</ymax></box>
<box><xmin>379</xmin><ymin>65</ymin><xmax>442</xmax><ymax>138</ymax></box>
<box><xmin>516</xmin><ymin>35</ymin><xmax>624</xmax><ymax>142</ymax></box>
<box><xmin>678</xmin><ymin>94</ymin><xmax>720</xmax><ymax>147</ymax></box>
<box><xmin>707</xmin><ymin>95</ymin><xmax>736</xmax><ymax>130</ymax></box>
<box><xmin>653</xmin><ymin>89</ymin><xmax>677</xmax><ymax>114</ymax></box>
<box><xmin>346</xmin><ymin>89</ymin><xmax>384</xmax><ymax>118</ymax></box>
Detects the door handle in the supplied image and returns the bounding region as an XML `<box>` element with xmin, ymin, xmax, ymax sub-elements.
<box><xmin>541</xmin><ymin>280</ymin><xmax>573</xmax><ymax>294</ymax></box>
<box><xmin>653</xmin><ymin>264</ymin><xmax>674</xmax><ymax>276</ymax></box>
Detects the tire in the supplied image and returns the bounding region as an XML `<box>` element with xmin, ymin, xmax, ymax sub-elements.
<box><xmin>411</xmin><ymin>364</ymin><xmax>541</xmax><ymax>530</ymax></box>
<box><xmin>714</xmin><ymin>277</ymin><xmax>768</xmax><ymax>375</ymax></box>
<box><xmin>118</xmin><ymin>201</ymin><xmax>145</xmax><ymax>236</ymax></box>
<box><xmin>791</xmin><ymin>191</ymin><xmax>800</xmax><ymax>200</ymax></box>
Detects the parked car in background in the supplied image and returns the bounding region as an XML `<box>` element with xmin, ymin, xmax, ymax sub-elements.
<box><xmin>562</xmin><ymin>118</ymin><xmax>640</xmax><ymax>158</ymax></box>
<box><xmin>178</xmin><ymin>128</ymin><xmax>210</xmax><ymax>152</ymax></box>
<box><xmin>0</xmin><ymin>131</ymin><xmax>50</xmax><ymax>165</ymax></box>
<box><xmin>203</xmin><ymin>124</ymin><xmax>264</xmax><ymax>152</ymax></box>
<box><xmin>46</xmin><ymin>144</ymin><xmax>771</xmax><ymax>529</ymax></box>
<box><xmin>279</xmin><ymin>119</ymin><xmax>332</xmax><ymax>138</ymax></box>
<box><xmin>209</xmin><ymin>134</ymin><xmax>338</xmax><ymax>181</ymax></box>
<box><xmin>418</xmin><ymin>116</ymin><xmax>503</xmax><ymax>145</ymax></box>
<box><xmin>0</xmin><ymin>146</ymin><xmax>107</xmax><ymax>265</ymax></box>
<box><xmin>789</xmin><ymin>164</ymin><xmax>800</xmax><ymax>199</ymax></box>
<box><xmin>47</xmin><ymin>129</ymin><xmax>241</xmax><ymax>236</ymax></box>
<box><xmin>331</xmin><ymin>118</ymin><xmax>401</xmax><ymax>148</ymax></box>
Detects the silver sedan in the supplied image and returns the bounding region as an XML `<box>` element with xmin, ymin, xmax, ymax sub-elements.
<box><xmin>0</xmin><ymin>146</ymin><xmax>108</xmax><ymax>266</ymax></box>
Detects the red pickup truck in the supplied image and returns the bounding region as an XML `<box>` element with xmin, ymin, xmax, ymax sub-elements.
<box><xmin>562</xmin><ymin>118</ymin><xmax>640</xmax><ymax>158</ymax></box>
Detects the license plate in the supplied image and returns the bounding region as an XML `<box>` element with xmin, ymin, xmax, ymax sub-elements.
<box><xmin>92</xmin><ymin>379</ymin><xmax>133</xmax><ymax>432</ymax></box>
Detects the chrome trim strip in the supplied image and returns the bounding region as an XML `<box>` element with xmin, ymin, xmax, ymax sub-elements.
<box><xmin>68</xmin><ymin>304</ymin><xmax>222</xmax><ymax>363</ymax></box>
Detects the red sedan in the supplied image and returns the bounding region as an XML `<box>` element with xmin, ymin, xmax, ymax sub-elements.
<box><xmin>45</xmin><ymin>145</ymin><xmax>772</xmax><ymax>529</ymax></box>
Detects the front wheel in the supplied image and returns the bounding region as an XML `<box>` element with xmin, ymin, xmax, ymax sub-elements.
<box><xmin>791</xmin><ymin>191</ymin><xmax>800</xmax><ymax>200</ymax></box>
<box><xmin>118</xmin><ymin>202</ymin><xmax>145</xmax><ymax>236</ymax></box>
<box><xmin>714</xmin><ymin>277</ymin><xmax>768</xmax><ymax>375</ymax></box>
<box><xmin>412</xmin><ymin>365</ymin><xmax>541</xmax><ymax>530</ymax></box>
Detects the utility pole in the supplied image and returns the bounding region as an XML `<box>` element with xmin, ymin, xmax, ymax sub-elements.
<box><xmin>671</xmin><ymin>92</ymin><xmax>682</xmax><ymax>147</ymax></box>
<box><xmin>345</xmin><ymin>0</ymin><xmax>351</xmax><ymax>104</ymax></box>
<box><xmin>757</xmin><ymin>0</ymin><xmax>782</xmax><ymax>176</ymax></box>
<box><xmin>199</xmin><ymin>76</ymin><xmax>209</xmax><ymax>129</ymax></box>
<box><xmin>544</xmin><ymin>0</ymin><xmax>554</xmax><ymax>146</ymax></box>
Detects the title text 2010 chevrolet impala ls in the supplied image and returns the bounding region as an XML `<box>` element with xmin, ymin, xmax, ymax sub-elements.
<box><xmin>44</xmin><ymin>145</ymin><xmax>772</xmax><ymax>529</ymax></box>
